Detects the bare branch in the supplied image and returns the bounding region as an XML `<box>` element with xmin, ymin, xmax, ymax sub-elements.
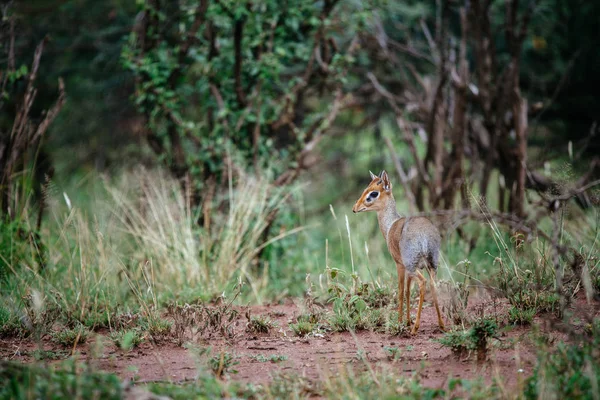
<box><xmin>383</xmin><ymin>135</ymin><xmax>417</xmax><ymax>212</ymax></box>
<box><xmin>233</xmin><ymin>18</ymin><xmax>247</xmax><ymax>106</ymax></box>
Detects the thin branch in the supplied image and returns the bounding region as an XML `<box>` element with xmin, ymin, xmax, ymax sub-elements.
<box><xmin>383</xmin><ymin>135</ymin><xmax>416</xmax><ymax>212</ymax></box>
<box><xmin>233</xmin><ymin>18</ymin><xmax>247</xmax><ymax>107</ymax></box>
<box><xmin>32</xmin><ymin>78</ymin><xmax>66</xmax><ymax>143</ymax></box>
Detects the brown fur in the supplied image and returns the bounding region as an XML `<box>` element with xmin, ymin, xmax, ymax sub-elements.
<box><xmin>353</xmin><ymin>170</ymin><xmax>446</xmax><ymax>334</ymax></box>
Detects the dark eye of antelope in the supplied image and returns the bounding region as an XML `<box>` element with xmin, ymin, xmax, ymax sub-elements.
<box><xmin>366</xmin><ymin>191</ymin><xmax>379</xmax><ymax>202</ymax></box>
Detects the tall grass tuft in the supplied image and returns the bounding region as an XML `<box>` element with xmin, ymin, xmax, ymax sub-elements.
<box><xmin>0</xmin><ymin>167</ymin><xmax>299</xmax><ymax>335</ymax></box>
<box><xmin>107</xmin><ymin>168</ymin><xmax>295</xmax><ymax>302</ymax></box>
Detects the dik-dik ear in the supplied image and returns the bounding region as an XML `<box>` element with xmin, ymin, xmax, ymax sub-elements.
<box><xmin>380</xmin><ymin>170</ymin><xmax>391</xmax><ymax>191</ymax></box>
<box><xmin>369</xmin><ymin>170</ymin><xmax>377</xmax><ymax>180</ymax></box>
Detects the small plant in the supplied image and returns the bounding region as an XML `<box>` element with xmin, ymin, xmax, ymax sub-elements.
<box><xmin>384</xmin><ymin>346</ymin><xmax>402</xmax><ymax>361</ymax></box>
<box><xmin>0</xmin><ymin>359</ymin><xmax>122</xmax><ymax>399</ymax></box>
<box><xmin>209</xmin><ymin>351</ymin><xmax>239</xmax><ymax>377</ymax></box>
<box><xmin>246</xmin><ymin>314</ymin><xmax>276</xmax><ymax>334</ymax></box>
<box><xmin>381</xmin><ymin>311</ymin><xmax>408</xmax><ymax>336</ymax></box>
<box><xmin>109</xmin><ymin>329</ymin><xmax>145</xmax><ymax>351</ymax></box>
<box><xmin>82</xmin><ymin>309</ymin><xmax>111</xmax><ymax>331</ymax></box>
<box><xmin>145</xmin><ymin>317</ymin><xmax>172</xmax><ymax>341</ymax></box>
<box><xmin>327</xmin><ymin>295</ymin><xmax>368</xmax><ymax>332</ymax></box>
<box><xmin>29</xmin><ymin>349</ymin><xmax>69</xmax><ymax>361</ymax></box>
<box><xmin>508</xmin><ymin>306</ymin><xmax>535</xmax><ymax>325</ymax></box>
<box><xmin>0</xmin><ymin>306</ymin><xmax>22</xmax><ymax>337</ymax></box>
<box><xmin>166</xmin><ymin>284</ymin><xmax>242</xmax><ymax>345</ymax></box>
<box><xmin>51</xmin><ymin>325</ymin><xmax>89</xmax><ymax>347</ymax></box>
<box><xmin>470</xmin><ymin>317</ymin><xmax>498</xmax><ymax>361</ymax></box>
<box><xmin>249</xmin><ymin>354</ymin><xmax>288</xmax><ymax>363</ymax></box>
<box><xmin>146</xmin><ymin>375</ymin><xmax>225</xmax><ymax>399</ymax></box>
<box><xmin>354</xmin><ymin>349</ymin><xmax>368</xmax><ymax>362</ymax></box>
<box><xmin>525</xmin><ymin>319</ymin><xmax>600</xmax><ymax>399</ymax></box>
<box><xmin>438</xmin><ymin>329</ymin><xmax>474</xmax><ymax>358</ymax></box>
<box><xmin>289</xmin><ymin>320</ymin><xmax>314</xmax><ymax>337</ymax></box>
<box><xmin>267</xmin><ymin>372</ymin><xmax>318</xmax><ymax>399</ymax></box>
<box><xmin>439</xmin><ymin>260</ymin><xmax>472</xmax><ymax>325</ymax></box>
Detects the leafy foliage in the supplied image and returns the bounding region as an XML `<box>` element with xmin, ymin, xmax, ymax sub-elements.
<box><xmin>109</xmin><ymin>329</ymin><xmax>145</xmax><ymax>351</ymax></box>
<box><xmin>121</xmin><ymin>0</ymin><xmax>365</xmax><ymax>208</ymax></box>
<box><xmin>525</xmin><ymin>320</ymin><xmax>600</xmax><ymax>400</ymax></box>
<box><xmin>209</xmin><ymin>351</ymin><xmax>239</xmax><ymax>377</ymax></box>
<box><xmin>438</xmin><ymin>316</ymin><xmax>498</xmax><ymax>360</ymax></box>
<box><xmin>50</xmin><ymin>325</ymin><xmax>90</xmax><ymax>348</ymax></box>
<box><xmin>0</xmin><ymin>360</ymin><xmax>122</xmax><ymax>400</ymax></box>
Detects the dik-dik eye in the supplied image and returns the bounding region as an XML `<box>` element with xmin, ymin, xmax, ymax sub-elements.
<box><xmin>366</xmin><ymin>191</ymin><xmax>379</xmax><ymax>202</ymax></box>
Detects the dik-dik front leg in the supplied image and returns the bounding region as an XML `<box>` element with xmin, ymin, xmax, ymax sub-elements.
<box><xmin>396</xmin><ymin>263</ymin><xmax>405</xmax><ymax>324</ymax></box>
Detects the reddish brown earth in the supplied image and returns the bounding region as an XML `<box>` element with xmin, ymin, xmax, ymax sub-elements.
<box><xmin>1</xmin><ymin>292</ymin><xmax>597</xmax><ymax>394</ymax></box>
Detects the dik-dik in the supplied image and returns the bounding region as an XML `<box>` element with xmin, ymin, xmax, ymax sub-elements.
<box><xmin>352</xmin><ymin>170</ymin><xmax>445</xmax><ymax>335</ymax></box>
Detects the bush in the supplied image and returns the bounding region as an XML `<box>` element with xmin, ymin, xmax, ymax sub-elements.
<box><xmin>508</xmin><ymin>306</ymin><xmax>536</xmax><ymax>325</ymax></box>
<box><xmin>0</xmin><ymin>360</ymin><xmax>122</xmax><ymax>399</ymax></box>
<box><xmin>438</xmin><ymin>317</ymin><xmax>498</xmax><ymax>361</ymax></box>
<box><xmin>0</xmin><ymin>305</ymin><xmax>22</xmax><ymax>337</ymax></box>
<box><xmin>438</xmin><ymin>329</ymin><xmax>474</xmax><ymax>358</ymax></box>
<box><xmin>109</xmin><ymin>329</ymin><xmax>145</xmax><ymax>351</ymax></box>
<box><xmin>51</xmin><ymin>325</ymin><xmax>90</xmax><ymax>348</ymax></box>
<box><xmin>0</xmin><ymin>218</ymin><xmax>39</xmax><ymax>283</ymax></box>
<box><xmin>524</xmin><ymin>320</ymin><xmax>600</xmax><ymax>399</ymax></box>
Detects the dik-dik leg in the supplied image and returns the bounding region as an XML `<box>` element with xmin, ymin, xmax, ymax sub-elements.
<box><xmin>396</xmin><ymin>263</ymin><xmax>405</xmax><ymax>324</ymax></box>
<box><xmin>428</xmin><ymin>268</ymin><xmax>446</xmax><ymax>331</ymax></box>
<box><xmin>411</xmin><ymin>271</ymin><xmax>427</xmax><ymax>335</ymax></box>
<box><xmin>405</xmin><ymin>275</ymin><xmax>412</xmax><ymax>326</ymax></box>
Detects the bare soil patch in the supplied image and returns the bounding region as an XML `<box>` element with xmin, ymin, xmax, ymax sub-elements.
<box><xmin>1</xmin><ymin>292</ymin><xmax>597</xmax><ymax>394</ymax></box>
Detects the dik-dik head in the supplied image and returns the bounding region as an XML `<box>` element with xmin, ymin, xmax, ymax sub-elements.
<box><xmin>352</xmin><ymin>170</ymin><xmax>393</xmax><ymax>213</ymax></box>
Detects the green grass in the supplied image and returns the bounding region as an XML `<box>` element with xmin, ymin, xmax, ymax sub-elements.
<box><xmin>246</xmin><ymin>315</ymin><xmax>276</xmax><ymax>334</ymax></box>
<box><xmin>208</xmin><ymin>351</ymin><xmax>239</xmax><ymax>377</ymax></box>
<box><xmin>109</xmin><ymin>329</ymin><xmax>145</xmax><ymax>351</ymax></box>
<box><xmin>0</xmin><ymin>153</ymin><xmax>598</xmax><ymax>399</ymax></box>
<box><xmin>50</xmin><ymin>325</ymin><xmax>90</xmax><ymax>348</ymax></box>
<box><xmin>289</xmin><ymin>320</ymin><xmax>314</xmax><ymax>337</ymax></box>
<box><xmin>525</xmin><ymin>320</ymin><xmax>600</xmax><ymax>399</ymax></box>
<box><xmin>249</xmin><ymin>354</ymin><xmax>288</xmax><ymax>363</ymax></box>
<box><xmin>0</xmin><ymin>360</ymin><xmax>122</xmax><ymax>399</ymax></box>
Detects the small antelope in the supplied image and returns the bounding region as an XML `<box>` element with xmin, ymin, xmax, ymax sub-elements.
<box><xmin>352</xmin><ymin>170</ymin><xmax>445</xmax><ymax>334</ymax></box>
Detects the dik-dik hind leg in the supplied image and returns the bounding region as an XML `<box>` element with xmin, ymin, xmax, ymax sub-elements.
<box><xmin>396</xmin><ymin>263</ymin><xmax>405</xmax><ymax>324</ymax></box>
<box><xmin>428</xmin><ymin>268</ymin><xmax>446</xmax><ymax>331</ymax></box>
<box><xmin>411</xmin><ymin>271</ymin><xmax>427</xmax><ymax>335</ymax></box>
<box><xmin>405</xmin><ymin>275</ymin><xmax>412</xmax><ymax>326</ymax></box>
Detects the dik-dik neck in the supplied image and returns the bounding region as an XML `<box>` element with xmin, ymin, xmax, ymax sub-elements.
<box><xmin>376</xmin><ymin>196</ymin><xmax>401</xmax><ymax>241</ymax></box>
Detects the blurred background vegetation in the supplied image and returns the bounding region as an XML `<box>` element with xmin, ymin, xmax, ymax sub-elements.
<box><xmin>0</xmin><ymin>0</ymin><xmax>598</xmax><ymax>323</ymax></box>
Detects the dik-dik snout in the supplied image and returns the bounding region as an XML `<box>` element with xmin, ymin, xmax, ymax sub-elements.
<box><xmin>352</xmin><ymin>170</ymin><xmax>392</xmax><ymax>213</ymax></box>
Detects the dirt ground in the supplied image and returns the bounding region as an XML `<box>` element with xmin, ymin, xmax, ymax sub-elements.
<box><xmin>1</xmin><ymin>292</ymin><xmax>597</xmax><ymax>395</ymax></box>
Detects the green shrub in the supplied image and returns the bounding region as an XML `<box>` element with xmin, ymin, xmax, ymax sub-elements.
<box><xmin>209</xmin><ymin>352</ymin><xmax>239</xmax><ymax>377</ymax></box>
<box><xmin>0</xmin><ymin>305</ymin><xmax>22</xmax><ymax>337</ymax></box>
<box><xmin>438</xmin><ymin>317</ymin><xmax>498</xmax><ymax>361</ymax></box>
<box><xmin>289</xmin><ymin>320</ymin><xmax>315</xmax><ymax>337</ymax></box>
<box><xmin>246</xmin><ymin>315</ymin><xmax>276</xmax><ymax>334</ymax></box>
<box><xmin>146</xmin><ymin>376</ymin><xmax>230</xmax><ymax>400</ymax></box>
<box><xmin>525</xmin><ymin>321</ymin><xmax>600</xmax><ymax>399</ymax></box>
<box><xmin>438</xmin><ymin>329</ymin><xmax>474</xmax><ymax>358</ymax></box>
<box><xmin>51</xmin><ymin>325</ymin><xmax>89</xmax><ymax>348</ymax></box>
<box><xmin>508</xmin><ymin>306</ymin><xmax>536</xmax><ymax>325</ymax></box>
<box><xmin>0</xmin><ymin>218</ymin><xmax>38</xmax><ymax>283</ymax></box>
<box><xmin>0</xmin><ymin>360</ymin><xmax>122</xmax><ymax>399</ymax></box>
<box><xmin>109</xmin><ymin>329</ymin><xmax>144</xmax><ymax>351</ymax></box>
<box><xmin>249</xmin><ymin>354</ymin><xmax>288</xmax><ymax>363</ymax></box>
<box><xmin>470</xmin><ymin>318</ymin><xmax>498</xmax><ymax>361</ymax></box>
